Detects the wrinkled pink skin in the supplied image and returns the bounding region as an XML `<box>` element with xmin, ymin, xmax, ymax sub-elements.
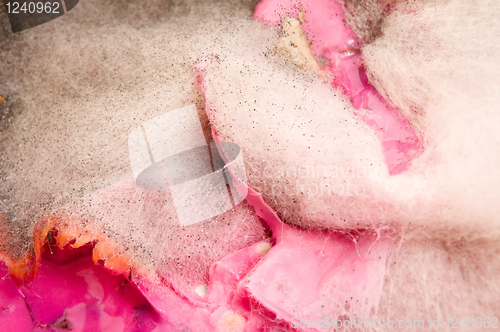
<box><xmin>255</xmin><ymin>0</ymin><xmax>423</xmax><ymax>174</ymax></box>
<box><xmin>0</xmin><ymin>1</ymin><xmax>399</xmax><ymax>330</ymax></box>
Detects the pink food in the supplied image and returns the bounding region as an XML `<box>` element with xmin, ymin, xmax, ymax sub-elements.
<box><xmin>255</xmin><ymin>0</ymin><xmax>423</xmax><ymax>174</ymax></box>
<box><xmin>0</xmin><ymin>0</ymin><xmax>499</xmax><ymax>330</ymax></box>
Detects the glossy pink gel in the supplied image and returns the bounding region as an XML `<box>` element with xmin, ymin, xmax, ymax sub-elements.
<box><xmin>0</xmin><ymin>245</ymin><xmax>160</xmax><ymax>332</ymax></box>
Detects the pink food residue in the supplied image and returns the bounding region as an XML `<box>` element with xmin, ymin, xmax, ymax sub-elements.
<box><xmin>194</xmin><ymin>54</ymin><xmax>392</xmax><ymax>331</ymax></box>
<box><xmin>0</xmin><ymin>4</ymin><xmax>404</xmax><ymax>329</ymax></box>
<box><xmin>0</xmin><ymin>244</ymin><xmax>161</xmax><ymax>332</ymax></box>
<box><xmin>255</xmin><ymin>0</ymin><xmax>423</xmax><ymax>174</ymax></box>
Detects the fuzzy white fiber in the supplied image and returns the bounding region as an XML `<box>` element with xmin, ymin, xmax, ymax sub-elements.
<box><xmin>0</xmin><ymin>0</ymin><xmax>269</xmax><ymax>258</ymax></box>
<box><xmin>203</xmin><ymin>51</ymin><xmax>396</xmax><ymax>231</ymax></box>
<box><xmin>361</xmin><ymin>0</ymin><xmax>500</xmax><ymax>239</ymax></box>
<box><xmin>203</xmin><ymin>0</ymin><xmax>500</xmax><ymax>241</ymax></box>
<box><xmin>0</xmin><ymin>0</ymin><xmax>499</xmax><ymax>329</ymax></box>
